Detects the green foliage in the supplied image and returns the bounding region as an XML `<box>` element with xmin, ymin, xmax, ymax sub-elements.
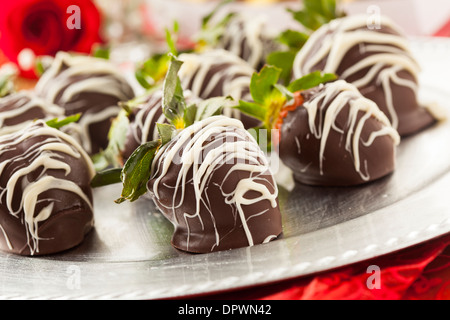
<box><xmin>91</xmin><ymin>55</ymin><xmax>238</xmax><ymax>204</ymax></box>
<box><xmin>288</xmin><ymin>0</ymin><xmax>345</xmax><ymax>32</ymax></box>
<box><xmin>235</xmin><ymin>65</ymin><xmax>336</xmax><ymax>130</ymax></box>
<box><xmin>115</xmin><ymin>140</ymin><xmax>162</xmax><ymax>204</ymax></box>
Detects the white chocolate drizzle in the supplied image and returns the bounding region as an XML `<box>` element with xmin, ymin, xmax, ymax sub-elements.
<box><xmin>35</xmin><ymin>51</ymin><xmax>135</xmax><ymax>154</ymax></box>
<box><xmin>0</xmin><ymin>121</ymin><xmax>95</xmax><ymax>255</ymax></box>
<box><xmin>149</xmin><ymin>116</ymin><xmax>279</xmax><ymax>252</ymax></box>
<box><xmin>131</xmin><ymin>93</ymin><xmax>166</xmax><ymax>144</ymax></box>
<box><xmin>0</xmin><ymin>91</ymin><xmax>64</xmax><ymax>136</ymax></box>
<box><xmin>293</xmin><ymin>14</ymin><xmax>422</xmax><ymax>131</ymax></box>
<box><xmin>129</xmin><ymin>89</ymin><xmax>200</xmax><ymax>145</ymax></box>
<box><xmin>296</xmin><ymin>80</ymin><xmax>400</xmax><ymax>180</ymax></box>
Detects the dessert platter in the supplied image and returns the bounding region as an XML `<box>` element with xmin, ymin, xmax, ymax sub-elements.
<box><xmin>0</xmin><ymin>1</ymin><xmax>449</xmax><ymax>299</ymax></box>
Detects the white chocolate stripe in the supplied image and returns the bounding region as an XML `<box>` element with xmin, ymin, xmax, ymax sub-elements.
<box><xmin>293</xmin><ymin>15</ymin><xmax>421</xmax><ymax>131</ymax></box>
<box><xmin>302</xmin><ymin>80</ymin><xmax>400</xmax><ymax>180</ymax></box>
<box><xmin>178</xmin><ymin>50</ymin><xmax>254</xmax><ymax>121</ymax></box>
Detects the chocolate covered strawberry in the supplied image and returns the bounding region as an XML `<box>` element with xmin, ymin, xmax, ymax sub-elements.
<box><xmin>235</xmin><ymin>66</ymin><xmax>400</xmax><ymax>186</ymax></box>
<box><xmin>92</xmin><ymin>56</ymin><xmax>283</xmax><ymax>253</ymax></box>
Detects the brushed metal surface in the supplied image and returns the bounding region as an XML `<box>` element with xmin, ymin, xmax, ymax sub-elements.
<box><xmin>0</xmin><ymin>38</ymin><xmax>449</xmax><ymax>300</ymax></box>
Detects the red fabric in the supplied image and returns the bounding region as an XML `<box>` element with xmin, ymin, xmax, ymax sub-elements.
<box><xmin>263</xmin><ymin>235</ymin><xmax>450</xmax><ymax>300</ymax></box>
<box><xmin>201</xmin><ymin>233</ymin><xmax>450</xmax><ymax>300</ymax></box>
<box><xmin>0</xmin><ymin>0</ymin><xmax>103</xmax><ymax>78</ymax></box>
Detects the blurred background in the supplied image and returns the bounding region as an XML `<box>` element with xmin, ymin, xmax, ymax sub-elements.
<box><xmin>0</xmin><ymin>0</ymin><xmax>449</xmax><ymax>88</ymax></box>
<box><xmin>98</xmin><ymin>0</ymin><xmax>450</xmax><ymax>40</ymax></box>
<box><xmin>94</xmin><ymin>0</ymin><xmax>450</xmax><ymax>49</ymax></box>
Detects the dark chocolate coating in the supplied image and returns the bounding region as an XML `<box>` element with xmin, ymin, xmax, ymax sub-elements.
<box><xmin>359</xmin><ymin>69</ymin><xmax>435</xmax><ymax>136</ymax></box>
<box><xmin>278</xmin><ymin>81</ymin><xmax>399</xmax><ymax>187</ymax></box>
<box><xmin>217</xmin><ymin>15</ymin><xmax>281</xmax><ymax>71</ymax></box>
<box><xmin>147</xmin><ymin>116</ymin><xmax>282</xmax><ymax>253</ymax></box>
<box><xmin>0</xmin><ymin>121</ymin><xmax>94</xmax><ymax>256</ymax></box>
<box><xmin>178</xmin><ymin>50</ymin><xmax>261</xmax><ymax>129</ymax></box>
<box><xmin>35</xmin><ymin>52</ymin><xmax>135</xmax><ymax>155</ymax></box>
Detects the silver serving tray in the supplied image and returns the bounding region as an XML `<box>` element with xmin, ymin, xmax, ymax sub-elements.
<box><xmin>0</xmin><ymin>38</ymin><xmax>449</xmax><ymax>300</ymax></box>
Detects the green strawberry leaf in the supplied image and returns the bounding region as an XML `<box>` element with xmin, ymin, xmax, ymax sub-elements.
<box><xmin>90</xmin><ymin>168</ymin><xmax>123</xmax><ymax>188</ymax></box>
<box><xmin>135</xmin><ymin>53</ymin><xmax>171</xmax><ymax>90</ymax></box>
<box><xmin>166</xmin><ymin>21</ymin><xmax>180</xmax><ymax>56</ymax></box>
<box><xmin>183</xmin><ymin>104</ymin><xmax>198</xmax><ymax>128</ymax></box>
<box><xmin>45</xmin><ymin>113</ymin><xmax>81</xmax><ymax>130</ymax></box>
<box><xmin>266</xmin><ymin>50</ymin><xmax>297</xmax><ymax>86</ymax></box>
<box><xmin>162</xmin><ymin>55</ymin><xmax>186</xmax><ymax>128</ymax></box>
<box><xmin>267</xmin><ymin>0</ymin><xmax>344</xmax><ymax>81</ymax></box>
<box><xmin>289</xmin><ymin>0</ymin><xmax>345</xmax><ymax>32</ymax></box>
<box><xmin>197</xmin><ymin>0</ymin><xmax>236</xmax><ymax>48</ymax></box>
<box><xmin>277</xmin><ymin>30</ymin><xmax>309</xmax><ymax>51</ymax></box>
<box><xmin>157</xmin><ymin>123</ymin><xmax>177</xmax><ymax>146</ymax></box>
<box><xmin>34</xmin><ymin>55</ymin><xmax>54</xmax><ymax>77</ymax></box>
<box><xmin>201</xmin><ymin>0</ymin><xmax>235</xmax><ymax>28</ymax></box>
<box><xmin>92</xmin><ymin>44</ymin><xmax>110</xmax><ymax>60</ymax></box>
<box><xmin>234</xmin><ymin>65</ymin><xmax>337</xmax><ymax>131</ymax></box>
<box><xmin>250</xmin><ymin>65</ymin><xmax>282</xmax><ymax>105</ymax></box>
<box><xmin>265</xmin><ymin>30</ymin><xmax>308</xmax><ymax>85</ymax></box>
<box><xmin>288</xmin><ymin>71</ymin><xmax>337</xmax><ymax>92</ymax></box>
<box><xmin>134</xmin><ymin>20</ymin><xmax>181</xmax><ymax>90</ymax></box>
<box><xmin>233</xmin><ymin>65</ymin><xmax>287</xmax><ymax>130</ymax></box>
<box><xmin>235</xmin><ymin>100</ymin><xmax>267</xmax><ymax>122</ymax></box>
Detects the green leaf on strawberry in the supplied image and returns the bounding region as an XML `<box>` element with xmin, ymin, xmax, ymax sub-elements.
<box><xmin>92</xmin><ymin>44</ymin><xmax>110</xmax><ymax>60</ymax></box>
<box><xmin>288</xmin><ymin>71</ymin><xmax>337</xmax><ymax>93</ymax></box>
<box><xmin>90</xmin><ymin>167</ymin><xmax>123</xmax><ymax>188</ymax></box>
<box><xmin>234</xmin><ymin>65</ymin><xmax>336</xmax><ymax>132</ymax></box>
<box><xmin>162</xmin><ymin>54</ymin><xmax>236</xmax><ymax>128</ymax></box>
<box><xmin>165</xmin><ymin>20</ymin><xmax>180</xmax><ymax>56</ymax></box>
<box><xmin>266</xmin><ymin>50</ymin><xmax>297</xmax><ymax>86</ymax></box>
<box><xmin>288</xmin><ymin>0</ymin><xmax>345</xmax><ymax>32</ymax></box>
<box><xmin>162</xmin><ymin>55</ymin><xmax>186</xmax><ymax>129</ymax></box>
<box><xmin>195</xmin><ymin>96</ymin><xmax>235</xmax><ymax>122</ymax></box>
<box><xmin>157</xmin><ymin>123</ymin><xmax>177</xmax><ymax>146</ymax></box>
<box><xmin>115</xmin><ymin>139</ymin><xmax>162</xmax><ymax>203</ymax></box>
<box><xmin>135</xmin><ymin>53</ymin><xmax>171</xmax><ymax>90</ymax></box>
<box><xmin>277</xmin><ymin>30</ymin><xmax>309</xmax><ymax>51</ymax></box>
<box><xmin>46</xmin><ymin>113</ymin><xmax>81</xmax><ymax>130</ymax></box>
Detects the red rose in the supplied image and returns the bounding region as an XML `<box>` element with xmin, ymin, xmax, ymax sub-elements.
<box><xmin>0</xmin><ymin>0</ymin><xmax>103</xmax><ymax>78</ymax></box>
